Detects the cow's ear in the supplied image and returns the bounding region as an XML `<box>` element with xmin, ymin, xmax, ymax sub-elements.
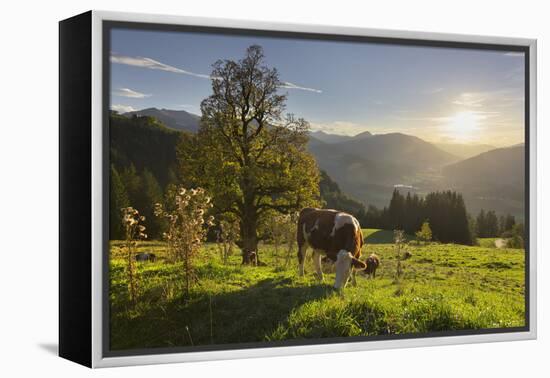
<box><xmin>352</xmin><ymin>258</ymin><xmax>366</xmax><ymax>270</ymax></box>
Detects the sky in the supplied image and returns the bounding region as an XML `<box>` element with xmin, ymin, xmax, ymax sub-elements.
<box><xmin>110</xmin><ymin>28</ymin><xmax>525</xmax><ymax>147</ymax></box>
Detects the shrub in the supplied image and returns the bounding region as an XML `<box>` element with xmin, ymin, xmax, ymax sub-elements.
<box><xmin>216</xmin><ymin>218</ymin><xmax>240</xmax><ymax>265</ymax></box>
<box><xmin>503</xmin><ymin>223</ymin><xmax>525</xmax><ymax>249</ymax></box>
<box><xmin>265</xmin><ymin>213</ymin><xmax>297</xmax><ymax>268</ymax></box>
<box><xmin>394</xmin><ymin>230</ymin><xmax>406</xmax><ymax>280</ymax></box>
<box><xmin>415</xmin><ymin>221</ymin><xmax>432</xmax><ymax>244</ymax></box>
<box><xmin>154</xmin><ymin>187</ymin><xmax>214</xmax><ymax>300</ymax></box>
<box><xmin>121</xmin><ymin>206</ymin><xmax>147</xmax><ymax>304</ymax></box>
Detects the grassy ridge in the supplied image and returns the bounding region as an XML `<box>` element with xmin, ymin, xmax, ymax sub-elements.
<box><xmin>109</xmin><ymin>233</ymin><xmax>525</xmax><ymax>351</ymax></box>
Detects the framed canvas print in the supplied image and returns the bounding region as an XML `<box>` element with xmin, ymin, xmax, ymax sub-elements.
<box><xmin>59</xmin><ymin>10</ymin><xmax>537</xmax><ymax>368</ymax></box>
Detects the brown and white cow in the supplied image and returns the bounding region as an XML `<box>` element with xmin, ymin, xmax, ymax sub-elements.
<box><xmin>297</xmin><ymin>208</ymin><xmax>366</xmax><ymax>289</ymax></box>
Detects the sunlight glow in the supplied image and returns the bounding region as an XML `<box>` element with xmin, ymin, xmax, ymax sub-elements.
<box><xmin>445</xmin><ymin>111</ymin><xmax>482</xmax><ymax>141</ymax></box>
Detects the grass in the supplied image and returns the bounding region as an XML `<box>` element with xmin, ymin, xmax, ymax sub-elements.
<box><xmin>109</xmin><ymin>230</ymin><xmax>526</xmax><ymax>351</ymax></box>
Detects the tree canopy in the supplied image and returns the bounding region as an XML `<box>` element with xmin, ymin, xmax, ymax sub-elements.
<box><xmin>177</xmin><ymin>45</ymin><xmax>320</xmax><ymax>262</ymax></box>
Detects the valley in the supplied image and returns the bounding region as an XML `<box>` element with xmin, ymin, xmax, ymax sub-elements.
<box><xmin>116</xmin><ymin>107</ymin><xmax>526</xmax><ymax>219</ymax></box>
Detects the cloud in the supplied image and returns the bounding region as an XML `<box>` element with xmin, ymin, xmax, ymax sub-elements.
<box><xmin>310</xmin><ymin>121</ymin><xmax>367</xmax><ymax>135</ymax></box>
<box><xmin>311</xmin><ymin>119</ymin><xmax>450</xmax><ymax>137</ymax></box>
<box><xmin>113</xmin><ymin>87</ymin><xmax>151</xmax><ymax>98</ymax></box>
<box><xmin>504</xmin><ymin>66</ymin><xmax>525</xmax><ymax>83</ymax></box>
<box><xmin>452</xmin><ymin>92</ymin><xmax>485</xmax><ymax>107</ymax></box>
<box><xmin>452</xmin><ymin>89</ymin><xmax>523</xmax><ymax>109</ymax></box>
<box><xmin>111</xmin><ymin>104</ymin><xmax>136</xmax><ymax>113</ymax></box>
<box><xmin>504</xmin><ymin>52</ymin><xmax>524</xmax><ymax>57</ymax></box>
<box><xmin>111</xmin><ymin>53</ymin><xmax>322</xmax><ymax>94</ymax></box>
<box><xmin>392</xmin><ymin>111</ymin><xmax>500</xmax><ymax>130</ymax></box>
<box><xmin>279</xmin><ymin>81</ymin><xmax>323</xmax><ymax>93</ymax></box>
<box><xmin>392</xmin><ymin>115</ymin><xmax>450</xmax><ymax>123</ymax></box>
<box><xmin>422</xmin><ymin>87</ymin><xmax>444</xmax><ymax>95</ymax></box>
<box><xmin>177</xmin><ymin>104</ymin><xmax>201</xmax><ymax>113</ymax></box>
<box><xmin>111</xmin><ymin>53</ymin><xmax>212</xmax><ymax>79</ymax></box>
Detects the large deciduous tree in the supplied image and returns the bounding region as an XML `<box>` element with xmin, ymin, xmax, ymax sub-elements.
<box><xmin>178</xmin><ymin>45</ymin><xmax>320</xmax><ymax>264</ymax></box>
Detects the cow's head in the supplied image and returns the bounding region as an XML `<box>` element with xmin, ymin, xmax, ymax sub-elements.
<box><xmin>334</xmin><ymin>250</ymin><xmax>366</xmax><ymax>289</ymax></box>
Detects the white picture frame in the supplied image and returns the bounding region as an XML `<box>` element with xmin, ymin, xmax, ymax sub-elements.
<box><xmin>59</xmin><ymin>10</ymin><xmax>537</xmax><ymax>368</ymax></box>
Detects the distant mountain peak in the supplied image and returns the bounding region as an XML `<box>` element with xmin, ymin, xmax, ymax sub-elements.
<box><xmin>309</xmin><ymin>131</ymin><xmax>353</xmax><ymax>144</ymax></box>
<box><xmin>310</xmin><ymin>129</ymin><xmax>373</xmax><ymax>144</ymax></box>
<box><xmin>354</xmin><ymin>130</ymin><xmax>372</xmax><ymax>139</ymax></box>
<box><xmin>122</xmin><ymin>107</ymin><xmax>200</xmax><ymax>133</ymax></box>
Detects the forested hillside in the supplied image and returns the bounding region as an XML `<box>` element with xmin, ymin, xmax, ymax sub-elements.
<box><xmin>110</xmin><ymin>112</ymin><xmax>182</xmax><ymax>188</ymax></box>
<box><xmin>109</xmin><ymin>113</ymin><xmax>370</xmax><ymax>238</ymax></box>
<box><xmin>122</xmin><ymin>107</ymin><xmax>200</xmax><ymax>133</ymax></box>
<box><xmin>109</xmin><ymin>110</ymin><xmax>525</xmax><ymax>240</ymax></box>
<box><xmin>319</xmin><ymin>170</ymin><xmax>368</xmax><ymax>223</ymax></box>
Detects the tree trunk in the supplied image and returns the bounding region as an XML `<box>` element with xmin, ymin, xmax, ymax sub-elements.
<box><xmin>241</xmin><ymin>217</ymin><xmax>258</xmax><ymax>264</ymax></box>
<box><xmin>240</xmin><ymin>206</ymin><xmax>259</xmax><ymax>265</ymax></box>
<box><xmin>240</xmin><ymin>164</ymin><xmax>260</xmax><ymax>265</ymax></box>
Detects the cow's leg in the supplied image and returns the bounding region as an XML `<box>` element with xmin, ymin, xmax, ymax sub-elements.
<box><xmin>298</xmin><ymin>242</ymin><xmax>307</xmax><ymax>277</ymax></box>
<box><xmin>313</xmin><ymin>250</ymin><xmax>324</xmax><ymax>282</ymax></box>
<box><xmin>351</xmin><ymin>268</ymin><xmax>357</xmax><ymax>287</ymax></box>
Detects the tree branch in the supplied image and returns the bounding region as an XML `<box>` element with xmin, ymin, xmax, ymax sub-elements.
<box><xmin>257</xmin><ymin>203</ymin><xmax>298</xmax><ymax>215</ymax></box>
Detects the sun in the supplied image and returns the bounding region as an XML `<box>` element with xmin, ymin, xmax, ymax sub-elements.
<box><xmin>445</xmin><ymin>111</ymin><xmax>480</xmax><ymax>142</ymax></box>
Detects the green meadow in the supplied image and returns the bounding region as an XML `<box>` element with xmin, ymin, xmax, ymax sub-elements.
<box><xmin>109</xmin><ymin>229</ymin><xmax>525</xmax><ymax>351</ymax></box>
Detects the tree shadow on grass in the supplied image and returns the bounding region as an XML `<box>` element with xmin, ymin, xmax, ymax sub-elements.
<box><xmin>364</xmin><ymin>230</ymin><xmax>395</xmax><ymax>244</ymax></box>
<box><xmin>110</xmin><ymin>277</ymin><xmax>335</xmax><ymax>351</ymax></box>
<box><xmin>364</xmin><ymin>230</ymin><xmax>415</xmax><ymax>244</ymax></box>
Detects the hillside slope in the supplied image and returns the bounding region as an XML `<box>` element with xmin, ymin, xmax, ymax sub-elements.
<box><xmin>335</xmin><ymin>133</ymin><xmax>458</xmax><ymax>168</ymax></box>
<box><xmin>112</xmin><ymin>108</ymin><xmax>525</xmax><ymax>217</ymax></box>
<box><xmin>309</xmin><ymin>139</ymin><xmax>411</xmax><ymax>208</ymax></box>
<box><xmin>442</xmin><ymin>145</ymin><xmax>525</xmax><ymax>217</ymax></box>
<box><xmin>436</xmin><ymin>142</ymin><xmax>496</xmax><ymax>159</ymax></box>
<box><xmin>110</xmin><ymin>113</ymin><xmax>182</xmax><ymax>187</ymax></box>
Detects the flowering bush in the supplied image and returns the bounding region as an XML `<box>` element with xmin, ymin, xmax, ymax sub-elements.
<box><xmin>121</xmin><ymin>206</ymin><xmax>147</xmax><ymax>304</ymax></box>
<box><xmin>155</xmin><ymin>187</ymin><xmax>214</xmax><ymax>300</ymax></box>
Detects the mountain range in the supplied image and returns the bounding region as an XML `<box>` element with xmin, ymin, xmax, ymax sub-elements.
<box><xmin>123</xmin><ymin>108</ymin><xmax>201</xmax><ymax>133</ymax></box>
<box><xmin>441</xmin><ymin>145</ymin><xmax>525</xmax><ymax>217</ymax></box>
<box><xmin>119</xmin><ymin>107</ymin><xmax>525</xmax><ymax>218</ymax></box>
<box><xmin>310</xmin><ymin>130</ymin><xmax>370</xmax><ymax>144</ymax></box>
<box><xmin>434</xmin><ymin>142</ymin><xmax>496</xmax><ymax>159</ymax></box>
